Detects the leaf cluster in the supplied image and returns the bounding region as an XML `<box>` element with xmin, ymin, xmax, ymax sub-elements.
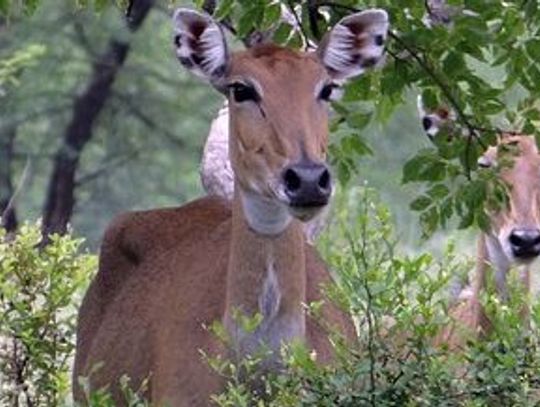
<box><xmin>0</xmin><ymin>224</ymin><xmax>96</xmax><ymax>405</ymax></box>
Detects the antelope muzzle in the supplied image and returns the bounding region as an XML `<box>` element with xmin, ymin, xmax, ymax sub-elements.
<box><xmin>282</xmin><ymin>160</ymin><xmax>332</xmax><ymax>219</ymax></box>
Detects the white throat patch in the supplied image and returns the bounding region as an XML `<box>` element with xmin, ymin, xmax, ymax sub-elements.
<box><xmin>259</xmin><ymin>256</ymin><xmax>281</xmax><ymax>320</ymax></box>
<box><xmin>240</xmin><ymin>191</ymin><xmax>292</xmax><ymax>235</ymax></box>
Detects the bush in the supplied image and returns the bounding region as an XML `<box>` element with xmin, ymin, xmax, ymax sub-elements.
<box><xmin>0</xmin><ymin>224</ymin><xmax>96</xmax><ymax>406</ymax></box>
<box><xmin>211</xmin><ymin>187</ymin><xmax>540</xmax><ymax>406</ymax></box>
<box><xmin>3</xmin><ymin>190</ymin><xmax>540</xmax><ymax>406</ymax></box>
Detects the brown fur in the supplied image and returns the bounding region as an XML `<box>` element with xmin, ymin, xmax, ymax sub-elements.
<box><xmin>73</xmin><ymin>40</ymin><xmax>357</xmax><ymax>406</ymax></box>
<box><xmin>73</xmin><ymin>197</ymin><xmax>354</xmax><ymax>405</ymax></box>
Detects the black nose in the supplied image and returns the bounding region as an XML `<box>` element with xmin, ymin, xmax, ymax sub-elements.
<box><xmin>283</xmin><ymin>162</ymin><xmax>332</xmax><ymax>207</ymax></box>
<box><xmin>509</xmin><ymin>228</ymin><xmax>540</xmax><ymax>259</ymax></box>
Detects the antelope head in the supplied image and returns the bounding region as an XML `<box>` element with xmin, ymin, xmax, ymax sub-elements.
<box><xmin>418</xmin><ymin>98</ymin><xmax>540</xmax><ymax>265</ymax></box>
<box><xmin>173</xmin><ymin>8</ymin><xmax>389</xmax><ymax>235</ymax></box>
<box><xmin>478</xmin><ymin>136</ymin><xmax>540</xmax><ymax>263</ymax></box>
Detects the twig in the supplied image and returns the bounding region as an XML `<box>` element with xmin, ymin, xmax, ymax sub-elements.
<box><xmin>342</xmin><ymin>213</ymin><xmax>376</xmax><ymax>405</ymax></box>
<box><xmin>1</xmin><ymin>158</ymin><xmax>31</xmax><ymax>226</ymax></box>
<box><xmin>75</xmin><ymin>152</ymin><xmax>139</xmax><ymax>186</ymax></box>
<box><xmin>388</xmin><ymin>31</ymin><xmax>482</xmax><ymax>179</ymax></box>
<box><xmin>111</xmin><ymin>90</ymin><xmax>186</xmax><ymax>147</ymax></box>
<box><xmin>307</xmin><ymin>0</ymin><xmax>322</xmax><ymax>40</ymax></box>
<box><xmin>284</xmin><ymin>0</ymin><xmax>313</xmax><ymax>50</ymax></box>
<box><xmin>202</xmin><ymin>0</ymin><xmax>217</xmax><ymax>14</ymax></box>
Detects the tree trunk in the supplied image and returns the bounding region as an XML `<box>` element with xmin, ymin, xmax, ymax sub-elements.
<box><xmin>40</xmin><ymin>0</ymin><xmax>154</xmax><ymax>243</ymax></box>
<box><xmin>0</xmin><ymin>126</ymin><xmax>18</xmax><ymax>233</ymax></box>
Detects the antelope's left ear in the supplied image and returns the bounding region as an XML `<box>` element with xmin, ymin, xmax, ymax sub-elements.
<box><xmin>317</xmin><ymin>9</ymin><xmax>389</xmax><ymax>80</ymax></box>
<box><xmin>172</xmin><ymin>8</ymin><xmax>229</xmax><ymax>88</ymax></box>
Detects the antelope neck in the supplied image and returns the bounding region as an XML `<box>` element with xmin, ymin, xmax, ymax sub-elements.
<box><xmin>223</xmin><ymin>186</ymin><xmax>307</xmax><ymax>355</ymax></box>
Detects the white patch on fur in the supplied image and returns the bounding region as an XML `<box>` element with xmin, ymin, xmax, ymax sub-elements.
<box><xmin>201</xmin><ymin>104</ymin><xmax>234</xmax><ymax>200</ymax></box>
<box><xmin>240</xmin><ymin>190</ymin><xmax>292</xmax><ymax>236</ymax></box>
<box><xmin>477</xmin><ymin>155</ymin><xmax>494</xmax><ymax>168</ymax></box>
<box><xmin>486</xmin><ymin>233</ymin><xmax>511</xmax><ymax>300</ymax></box>
<box><xmin>259</xmin><ymin>256</ymin><xmax>281</xmax><ymax>320</ymax></box>
<box><xmin>320</xmin><ymin>9</ymin><xmax>389</xmax><ymax>79</ymax></box>
<box><xmin>172</xmin><ymin>8</ymin><xmax>228</xmax><ymax>80</ymax></box>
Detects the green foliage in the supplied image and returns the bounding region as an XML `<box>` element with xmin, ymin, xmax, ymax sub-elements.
<box><xmin>0</xmin><ymin>223</ymin><xmax>96</xmax><ymax>405</ymax></box>
<box><xmin>211</xmin><ymin>187</ymin><xmax>540</xmax><ymax>406</ymax></box>
<box><xmin>194</xmin><ymin>0</ymin><xmax>540</xmax><ymax>237</ymax></box>
<box><xmin>0</xmin><ymin>44</ymin><xmax>46</xmax><ymax>91</ymax></box>
<box><xmin>76</xmin><ymin>369</ymin><xmax>151</xmax><ymax>406</ymax></box>
<box><xmin>0</xmin><ymin>0</ymin><xmax>126</xmax><ymax>18</ymax></box>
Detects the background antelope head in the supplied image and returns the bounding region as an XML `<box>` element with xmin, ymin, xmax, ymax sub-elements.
<box><xmin>418</xmin><ymin>97</ymin><xmax>540</xmax><ymax>304</ymax></box>
<box><xmin>478</xmin><ymin>136</ymin><xmax>540</xmax><ymax>265</ymax></box>
<box><xmin>174</xmin><ymin>9</ymin><xmax>389</xmax><ymax>234</ymax></box>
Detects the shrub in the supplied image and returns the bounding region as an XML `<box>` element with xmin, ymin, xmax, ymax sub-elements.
<box><xmin>0</xmin><ymin>224</ymin><xmax>96</xmax><ymax>406</ymax></box>
<box><xmin>211</xmin><ymin>187</ymin><xmax>540</xmax><ymax>406</ymax></box>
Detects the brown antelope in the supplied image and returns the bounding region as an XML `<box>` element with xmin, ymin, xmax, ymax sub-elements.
<box><xmin>419</xmin><ymin>101</ymin><xmax>540</xmax><ymax>347</ymax></box>
<box><xmin>73</xmin><ymin>8</ymin><xmax>389</xmax><ymax>405</ymax></box>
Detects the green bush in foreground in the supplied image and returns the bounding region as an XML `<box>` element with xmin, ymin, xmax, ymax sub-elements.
<box><xmin>3</xmin><ymin>189</ymin><xmax>540</xmax><ymax>406</ymax></box>
<box><xmin>211</xmin><ymin>187</ymin><xmax>540</xmax><ymax>407</ymax></box>
<box><xmin>0</xmin><ymin>225</ymin><xmax>96</xmax><ymax>406</ymax></box>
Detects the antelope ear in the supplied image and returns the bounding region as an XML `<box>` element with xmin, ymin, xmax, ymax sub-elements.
<box><xmin>172</xmin><ymin>9</ymin><xmax>229</xmax><ymax>87</ymax></box>
<box><xmin>317</xmin><ymin>9</ymin><xmax>389</xmax><ymax>80</ymax></box>
<box><xmin>416</xmin><ymin>95</ymin><xmax>455</xmax><ymax>140</ymax></box>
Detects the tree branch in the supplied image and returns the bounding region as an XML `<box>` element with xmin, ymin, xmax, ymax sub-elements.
<box><xmin>75</xmin><ymin>152</ymin><xmax>139</xmax><ymax>186</ymax></box>
<box><xmin>0</xmin><ymin>126</ymin><xmax>18</xmax><ymax>233</ymax></box>
<box><xmin>40</xmin><ymin>0</ymin><xmax>155</xmax><ymax>244</ymax></box>
<box><xmin>284</xmin><ymin>0</ymin><xmax>312</xmax><ymax>50</ymax></box>
<box><xmin>111</xmin><ymin>90</ymin><xmax>186</xmax><ymax>147</ymax></box>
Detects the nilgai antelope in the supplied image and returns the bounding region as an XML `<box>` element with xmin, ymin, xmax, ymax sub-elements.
<box><xmin>73</xmin><ymin>8</ymin><xmax>389</xmax><ymax>405</ymax></box>
<box><xmin>420</xmin><ymin>103</ymin><xmax>540</xmax><ymax>347</ymax></box>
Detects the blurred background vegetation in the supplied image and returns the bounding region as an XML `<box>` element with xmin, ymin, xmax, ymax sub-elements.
<box><xmin>2</xmin><ymin>0</ymin><xmax>222</xmax><ymax>248</ymax></box>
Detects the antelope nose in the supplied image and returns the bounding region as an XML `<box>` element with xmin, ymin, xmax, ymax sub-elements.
<box><xmin>283</xmin><ymin>162</ymin><xmax>332</xmax><ymax>207</ymax></box>
<box><xmin>509</xmin><ymin>228</ymin><xmax>540</xmax><ymax>259</ymax></box>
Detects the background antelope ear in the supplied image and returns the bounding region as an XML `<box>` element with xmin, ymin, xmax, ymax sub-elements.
<box><xmin>317</xmin><ymin>9</ymin><xmax>389</xmax><ymax>80</ymax></box>
<box><xmin>172</xmin><ymin>9</ymin><xmax>229</xmax><ymax>87</ymax></box>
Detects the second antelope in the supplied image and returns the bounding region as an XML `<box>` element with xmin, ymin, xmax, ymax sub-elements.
<box><xmin>420</xmin><ymin>104</ymin><xmax>540</xmax><ymax>347</ymax></box>
<box><xmin>73</xmin><ymin>8</ymin><xmax>389</xmax><ymax>406</ymax></box>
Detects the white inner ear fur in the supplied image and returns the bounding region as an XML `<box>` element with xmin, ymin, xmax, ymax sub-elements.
<box><xmin>173</xmin><ymin>8</ymin><xmax>228</xmax><ymax>80</ymax></box>
<box><xmin>477</xmin><ymin>155</ymin><xmax>493</xmax><ymax>168</ymax></box>
<box><xmin>320</xmin><ymin>9</ymin><xmax>389</xmax><ymax>79</ymax></box>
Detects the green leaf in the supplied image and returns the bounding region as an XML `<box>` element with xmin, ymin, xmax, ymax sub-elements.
<box><xmin>346</xmin><ymin>112</ymin><xmax>372</xmax><ymax>130</ymax></box>
<box><xmin>526</xmin><ymin>38</ymin><xmax>540</xmax><ymax>60</ymax></box>
<box><xmin>410</xmin><ymin>195</ymin><xmax>432</xmax><ymax>211</ymax></box>
<box><xmin>261</xmin><ymin>3</ymin><xmax>281</xmax><ymax>30</ymax></box>
<box><xmin>427</xmin><ymin>184</ymin><xmax>450</xmax><ymax>200</ymax></box>
<box><xmin>273</xmin><ymin>22</ymin><xmax>293</xmax><ymax>45</ymax></box>
<box><xmin>0</xmin><ymin>0</ymin><xmax>9</xmax><ymax>16</ymax></box>
<box><xmin>402</xmin><ymin>149</ymin><xmax>447</xmax><ymax>183</ymax></box>
<box><xmin>237</xmin><ymin>5</ymin><xmax>264</xmax><ymax>38</ymax></box>
<box><xmin>214</xmin><ymin>0</ymin><xmax>235</xmax><ymax>20</ymax></box>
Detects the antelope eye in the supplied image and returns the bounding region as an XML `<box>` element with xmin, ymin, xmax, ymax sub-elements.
<box><xmin>319</xmin><ymin>83</ymin><xmax>342</xmax><ymax>102</ymax></box>
<box><xmin>227</xmin><ymin>82</ymin><xmax>260</xmax><ymax>103</ymax></box>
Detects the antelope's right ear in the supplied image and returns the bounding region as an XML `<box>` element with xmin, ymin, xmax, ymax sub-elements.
<box><xmin>173</xmin><ymin>9</ymin><xmax>229</xmax><ymax>87</ymax></box>
<box><xmin>317</xmin><ymin>9</ymin><xmax>389</xmax><ymax>80</ymax></box>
